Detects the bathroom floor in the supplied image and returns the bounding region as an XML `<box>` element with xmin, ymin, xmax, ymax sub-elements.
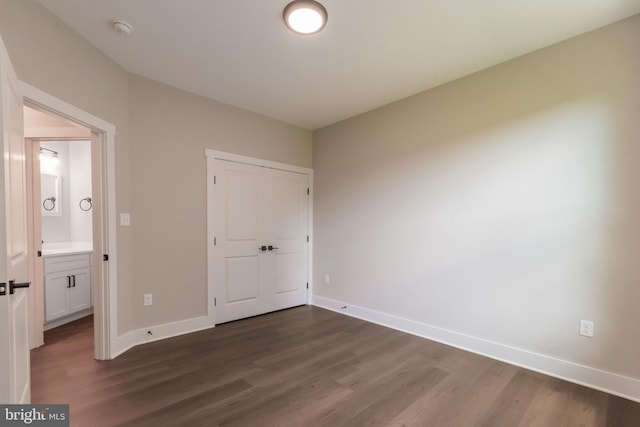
<box><xmin>41</xmin><ymin>314</ymin><xmax>93</xmax><ymax>348</ymax></box>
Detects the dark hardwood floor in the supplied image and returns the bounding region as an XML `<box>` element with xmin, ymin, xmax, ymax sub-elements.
<box><xmin>31</xmin><ymin>306</ymin><xmax>640</xmax><ymax>426</ymax></box>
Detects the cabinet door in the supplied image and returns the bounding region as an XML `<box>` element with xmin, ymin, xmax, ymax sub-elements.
<box><xmin>45</xmin><ymin>273</ymin><xmax>70</xmax><ymax>321</ymax></box>
<box><xmin>68</xmin><ymin>268</ymin><xmax>91</xmax><ymax>313</ymax></box>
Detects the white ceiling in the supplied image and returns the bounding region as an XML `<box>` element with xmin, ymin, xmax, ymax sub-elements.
<box><xmin>37</xmin><ymin>0</ymin><xmax>640</xmax><ymax>130</ymax></box>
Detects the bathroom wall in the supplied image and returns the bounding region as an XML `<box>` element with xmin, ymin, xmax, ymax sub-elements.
<box><xmin>69</xmin><ymin>141</ymin><xmax>93</xmax><ymax>242</ymax></box>
<box><xmin>40</xmin><ymin>140</ymin><xmax>92</xmax><ymax>244</ymax></box>
<box><xmin>40</xmin><ymin>141</ymin><xmax>70</xmax><ymax>242</ymax></box>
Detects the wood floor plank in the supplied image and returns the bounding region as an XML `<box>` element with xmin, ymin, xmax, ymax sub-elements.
<box><xmin>116</xmin><ymin>379</ymin><xmax>253</xmax><ymax>427</ymax></box>
<box><xmin>30</xmin><ymin>307</ymin><xmax>640</xmax><ymax>426</ymax></box>
<box><xmin>478</xmin><ymin>370</ymin><xmax>548</xmax><ymax>427</ymax></box>
<box><xmin>519</xmin><ymin>379</ymin><xmax>608</xmax><ymax>427</ymax></box>
<box><xmin>387</xmin><ymin>357</ymin><xmax>519</xmax><ymax>426</ymax></box>
<box><xmin>332</xmin><ymin>365</ymin><xmax>449</xmax><ymax>427</ymax></box>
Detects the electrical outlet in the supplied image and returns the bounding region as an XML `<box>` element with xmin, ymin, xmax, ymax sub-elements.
<box><xmin>580</xmin><ymin>320</ymin><xmax>594</xmax><ymax>337</ymax></box>
<box><xmin>324</xmin><ymin>274</ymin><xmax>330</xmax><ymax>284</ymax></box>
<box><xmin>144</xmin><ymin>294</ymin><xmax>152</xmax><ymax>306</ymax></box>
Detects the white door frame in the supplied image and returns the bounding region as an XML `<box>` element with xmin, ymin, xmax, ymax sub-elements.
<box><xmin>21</xmin><ymin>82</ymin><xmax>118</xmax><ymax>360</ymax></box>
<box><xmin>24</xmin><ymin>138</ymin><xmax>43</xmax><ymax>349</ymax></box>
<box><xmin>205</xmin><ymin>149</ymin><xmax>313</xmax><ymax>323</ymax></box>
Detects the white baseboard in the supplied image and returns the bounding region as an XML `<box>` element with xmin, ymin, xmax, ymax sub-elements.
<box><xmin>311</xmin><ymin>295</ymin><xmax>640</xmax><ymax>403</ymax></box>
<box><xmin>112</xmin><ymin>330</ymin><xmax>135</xmax><ymax>358</ymax></box>
<box><xmin>111</xmin><ymin>315</ymin><xmax>214</xmax><ymax>359</ymax></box>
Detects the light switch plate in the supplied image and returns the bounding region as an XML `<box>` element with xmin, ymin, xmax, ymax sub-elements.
<box><xmin>120</xmin><ymin>213</ymin><xmax>131</xmax><ymax>226</ymax></box>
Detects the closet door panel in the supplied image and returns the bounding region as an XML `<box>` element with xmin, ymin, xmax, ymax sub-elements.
<box><xmin>271</xmin><ymin>170</ymin><xmax>308</xmax><ymax>310</ymax></box>
<box><xmin>213</xmin><ymin>160</ymin><xmax>270</xmax><ymax>323</ymax></box>
<box><xmin>212</xmin><ymin>158</ymin><xmax>309</xmax><ymax>323</ymax></box>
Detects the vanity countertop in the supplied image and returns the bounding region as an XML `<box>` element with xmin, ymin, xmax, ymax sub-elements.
<box><xmin>42</xmin><ymin>242</ymin><xmax>93</xmax><ymax>257</ymax></box>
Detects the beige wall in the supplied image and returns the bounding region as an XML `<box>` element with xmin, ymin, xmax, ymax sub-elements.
<box><xmin>0</xmin><ymin>0</ymin><xmax>134</xmax><ymax>334</ymax></box>
<box><xmin>0</xmin><ymin>0</ymin><xmax>312</xmax><ymax>335</ymax></box>
<box><xmin>313</xmin><ymin>15</ymin><xmax>640</xmax><ymax>379</ymax></box>
<box><xmin>129</xmin><ymin>75</ymin><xmax>311</xmax><ymax>328</ymax></box>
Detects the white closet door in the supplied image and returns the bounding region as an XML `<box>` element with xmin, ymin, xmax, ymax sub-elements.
<box><xmin>269</xmin><ymin>169</ymin><xmax>308</xmax><ymax>311</ymax></box>
<box><xmin>213</xmin><ymin>159</ymin><xmax>308</xmax><ymax>324</ymax></box>
<box><xmin>214</xmin><ymin>160</ymin><xmax>271</xmax><ymax>323</ymax></box>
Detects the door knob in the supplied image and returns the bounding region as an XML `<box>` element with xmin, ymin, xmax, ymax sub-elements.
<box><xmin>259</xmin><ymin>246</ymin><xmax>268</xmax><ymax>252</ymax></box>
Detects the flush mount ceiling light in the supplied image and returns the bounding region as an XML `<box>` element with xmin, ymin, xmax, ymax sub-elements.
<box><xmin>283</xmin><ymin>0</ymin><xmax>328</xmax><ymax>35</ymax></box>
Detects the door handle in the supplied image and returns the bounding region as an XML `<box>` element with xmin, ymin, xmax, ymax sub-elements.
<box><xmin>9</xmin><ymin>279</ymin><xmax>31</xmax><ymax>295</ymax></box>
<box><xmin>67</xmin><ymin>276</ymin><xmax>72</xmax><ymax>288</ymax></box>
<box><xmin>259</xmin><ymin>245</ymin><xmax>268</xmax><ymax>252</ymax></box>
<box><xmin>72</xmin><ymin>275</ymin><xmax>76</xmax><ymax>287</ymax></box>
<box><xmin>268</xmin><ymin>245</ymin><xmax>279</xmax><ymax>251</ymax></box>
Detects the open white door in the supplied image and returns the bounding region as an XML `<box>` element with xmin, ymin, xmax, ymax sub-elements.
<box><xmin>0</xmin><ymin>36</ymin><xmax>31</xmax><ymax>404</ymax></box>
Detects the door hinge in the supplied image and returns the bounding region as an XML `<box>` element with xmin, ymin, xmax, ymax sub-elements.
<box><xmin>103</xmin><ymin>254</ymin><xmax>109</xmax><ymax>261</ymax></box>
<box><xmin>306</xmin><ymin>283</ymin><xmax>309</xmax><ymax>289</ymax></box>
<box><xmin>214</xmin><ymin>297</ymin><xmax>217</xmax><ymax>306</ymax></box>
<box><xmin>307</xmin><ymin>235</ymin><xmax>309</xmax><ymax>242</ymax></box>
<box><xmin>307</xmin><ymin>188</ymin><xmax>309</xmax><ymax>195</ymax></box>
<box><xmin>214</xmin><ymin>175</ymin><xmax>216</xmax><ymax>184</ymax></box>
<box><xmin>37</xmin><ymin>250</ymin><xmax>42</xmax><ymax>257</ymax></box>
<box><xmin>214</xmin><ymin>237</ymin><xmax>217</xmax><ymax>246</ymax></box>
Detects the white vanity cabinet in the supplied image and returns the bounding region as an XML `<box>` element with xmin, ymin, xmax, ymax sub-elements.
<box><xmin>44</xmin><ymin>253</ymin><xmax>92</xmax><ymax>324</ymax></box>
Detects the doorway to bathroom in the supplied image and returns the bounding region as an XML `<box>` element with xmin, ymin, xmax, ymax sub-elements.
<box><xmin>21</xmin><ymin>83</ymin><xmax>117</xmax><ymax>361</ymax></box>
<box><xmin>40</xmin><ymin>139</ymin><xmax>93</xmax><ymax>329</ymax></box>
<box><xmin>24</xmin><ymin>106</ymin><xmax>96</xmax><ymax>351</ymax></box>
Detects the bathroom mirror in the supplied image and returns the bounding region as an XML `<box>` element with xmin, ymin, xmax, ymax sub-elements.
<box><xmin>41</xmin><ymin>173</ymin><xmax>61</xmax><ymax>216</ymax></box>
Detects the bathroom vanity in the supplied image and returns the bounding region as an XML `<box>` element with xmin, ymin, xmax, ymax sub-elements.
<box><xmin>42</xmin><ymin>243</ymin><xmax>93</xmax><ymax>330</ymax></box>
